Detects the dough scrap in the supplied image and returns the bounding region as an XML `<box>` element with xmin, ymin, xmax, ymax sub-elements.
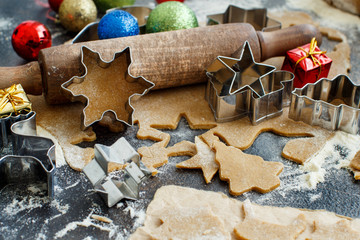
<box><xmin>213</xmin><ymin>141</ymin><xmax>284</xmax><ymax>195</ymax></box>
<box><xmin>138</xmin><ymin>140</ymin><xmax>196</xmax><ymax>175</ymax></box>
<box><xmin>201</xmin><ymin>107</ymin><xmax>333</xmax><ymax>164</ymax></box>
<box><xmin>176</xmin><ymin>136</ymin><xmax>218</xmax><ymax>184</ymax></box>
<box><xmin>146</xmin><ymin>207</ymin><xmax>230</xmax><ymax>240</ymax></box>
<box><xmin>234</xmin><ymin>214</ymin><xmax>307</xmax><ymax>240</ymax></box>
<box><xmin>132</xmin><ymin>84</ymin><xmax>217</xmax><ymax>142</ymax></box>
<box><xmin>28</xmin><ymin>95</ymin><xmax>96</xmax><ymax>171</ymax></box>
<box><xmin>131</xmin><ymin>185</ymin><xmax>360</xmax><ymax>240</ymax></box>
<box><xmin>350</xmin><ymin>151</ymin><xmax>360</xmax><ymax>170</ymax></box>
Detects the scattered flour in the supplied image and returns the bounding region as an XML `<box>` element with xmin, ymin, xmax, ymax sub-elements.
<box><xmin>54</xmin><ymin>209</ymin><xmax>119</xmax><ymax>239</ymax></box>
<box><xmin>301</xmin><ymin>131</ymin><xmax>360</xmax><ymax>189</ymax></box>
<box><xmin>4</xmin><ymin>195</ymin><xmax>49</xmax><ymax>216</ymax></box>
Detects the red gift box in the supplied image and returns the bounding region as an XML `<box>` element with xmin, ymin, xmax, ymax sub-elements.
<box><xmin>281</xmin><ymin>38</ymin><xmax>332</xmax><ymax>89</ymax></box>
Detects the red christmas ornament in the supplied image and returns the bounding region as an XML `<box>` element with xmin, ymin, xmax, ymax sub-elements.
<box><xmin>156</xmin><ymin>0</ymin><xmax>184</xmax><ymax>3</ymax></box>
<box><xmin>48</xmin><ymin>0</ymin><xmax>64</xmax><ymax>12</ymax></box>
<box><xmin>11</xmin><ymin>20</ymin><xmax>52</xmax><ymax>61</ymax></box>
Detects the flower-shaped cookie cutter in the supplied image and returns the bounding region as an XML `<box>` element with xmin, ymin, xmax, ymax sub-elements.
<box><xmin>72</xmin><ymin>6</ymin><xmax>152</xmax><ymax>44</ymax></box>
<box><xmin>83</xmin><ymin>137</ymin><xmax>151</xmax><ymax>207</ymax></box>
<box><xmin>207</xmin><ymin>5</ymin><xmax>281</xmax><ymax>32</ymax></box>
<box><xmin>206</xmin><ymin>41</ymin><xmax>294</xmax><ymax>124</ymax></box>
<box><xmin>0</xmin><ymin>112</ymin><xmax>56</xmax><ymax>198</ymax></box>
<box><xmin>289</xmin><ymin>75</ymin><xmax>360</xmax><ymax>135</ymax></box>
<box><xmin>61</xmin><ymin>46</ymin><xmax>155</xmax><ymax>130</ymax></box>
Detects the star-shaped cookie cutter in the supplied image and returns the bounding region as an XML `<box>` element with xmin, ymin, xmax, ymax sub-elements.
<box><xmin>72</xmin><ymin>6</ymin><xmax>152</xmax><ymax>44</ymax></box>
<box><xmin>83</xmin><ymin>137</ymin><xmax>151</xmax><ymax>207</ymax></box>
<box><xmin>61</xmin><ymin>46</ymin><xmax>155</xmax><ymax>130</ymax></box>
<box><xmin>205</xmin><ymin>41</ymin><xmax>294</xmax><ymax>124</ymax></box>
<box><xmin>289</xmin><ymin>74</ymin><xmax>360</xmax><ymax>135</ymax></box>
<box><xmin>0</xmin><ymin>112</ymin><xmax>56</xmax><ymax>198</ymax></box>
<box><xmin>207</xmin><ymin>5</ymin><xmax>281</xmax><ymax>32</ymax></box>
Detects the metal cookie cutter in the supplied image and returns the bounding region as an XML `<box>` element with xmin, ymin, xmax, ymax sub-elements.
<box><xmin>0</xmin><ymin>112</ymin><xmax>56</xmax><ymax>198</ymax></box>
<box><xmin>72</xmin><ymin>6</ymin><xmax>152</xmax><ymax>44</ymax></box>
<box><xmin>206</xmin><ymin>41</ymin><xmax>294</xmax><ymax>124</ymax></box>
<box><xmin>83</xmin><ymin>137</ymin><xmax>151</xmax><ymax>207</ymax></box>
<box><xmin>61</xmin><ymin>46</ymin><xmax>155</xmax><ymax>130</ymax></box>
<box><xmin>289</xmin><ymin>75</ymin><xmax>360</xmax><ymax>135</ymax></box>
<box><xmin>207</xmin><ymin>5</ymin><xmax>281</xmax><ymax>32</ymax></box>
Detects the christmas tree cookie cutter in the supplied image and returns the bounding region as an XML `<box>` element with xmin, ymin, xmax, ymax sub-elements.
<box><xmin>289</xmin><ymin>74</ymin><xmax>360</xmax><ymax>135</ymax></box>
<box><xmin>207</xmin><ymin>5</ymin><xmax>281</xmax><ymax>32</ymax></box>
<box><xmin>83</xmin><ymin>137</ymin><xmax>151</xmax><ymax>207</ymax></box>
<box><xmin>0</xmin><ymin>112</ymin><xmax>56</xmax><ymax>198</ymax></box>
<box><xmin>205</xmin><ymin>41</ymin><xmax>294</xmax><ymax>124</ymax></box>
<box><xmin>61</xmin><ymin>45</ymin><xmax>155</xmax><ymax>130</ymax></box>
<box><xmin>72</xmin><ymin>6</ymin><xmax>152</xmax><ymax>44</ymax></box>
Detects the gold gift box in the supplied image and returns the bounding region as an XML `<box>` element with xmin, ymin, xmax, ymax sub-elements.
<box><xmin>0</xmin><ymin>84</ymin><xmax>32</xmax><ymax>118</ymax></box>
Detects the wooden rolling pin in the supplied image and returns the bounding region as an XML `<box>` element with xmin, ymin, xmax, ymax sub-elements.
<box><xmin>0</xmin><ymin>23</ymin><xmax>321</xmax><ymax>104</ymax></box>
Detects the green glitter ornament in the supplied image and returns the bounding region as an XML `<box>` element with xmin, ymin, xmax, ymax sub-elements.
<box><xmin>146</xmin><ymin>1</ymin><xmax>198</xmax><ymax>33</ymax></box>
<box><xmin>93</xmin><ymin>0</ymin><xmax>135</xmax><ymax>13</ymax></box>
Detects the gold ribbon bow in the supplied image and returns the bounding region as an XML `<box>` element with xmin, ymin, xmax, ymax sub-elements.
<box><xmin>0</xmin><ymin>84</ymin><xmax>30</xmax><ymax>117</ymax></box>
<box><xmin>294</xmin><ymin>38</ymin><xmax>327</xmax><ymax>79</ymax></box>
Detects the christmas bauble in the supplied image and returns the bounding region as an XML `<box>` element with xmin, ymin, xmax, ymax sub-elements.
<box><xmin>98</xmin><ymin>10</ymin><xmax>139</xmax><ymax>39</ymax></box>
<box><xmin>146</xmin><ymin>1</ymin><xmax>198</xmax><ymax>33</ymax></box>
<box><xmin>48</xmin><ymin>0</ymin><xmax>64</xmax><ymax>13</ymax></box>
<box><xmin>156</xmin><ymin>0</ymin><xmax>185</xmax><ymax>3</ymax></box>
<box><xmin>59</xmin><ymin>0</ymin><xmax>97</xmax><ymax>32</ymax></box>
<box><xmin>93</xmin><ymin>0</ymin><xmax>135</xmax><ymax>13</ymax></box>
<box><xmin>11</xmin><ymin>20</ymin><xmax>52</xmax><ymax>60</ymax></box>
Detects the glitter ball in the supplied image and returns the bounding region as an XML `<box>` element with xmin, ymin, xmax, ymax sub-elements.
<box><xmin>98</xmin><ymin>10</ymin><xmax>139</xmax><ymax>39</ymax></box>
<box><xmin>146</xmin><ymin>1</ymin><xmax>198</xmax><ymax>33</ymax></box>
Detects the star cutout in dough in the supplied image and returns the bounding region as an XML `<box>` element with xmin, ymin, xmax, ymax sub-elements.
<box><xmin>213</xmin><ymin>141</ymin><xmax>283</xmax><ymax>195</ymax></box>
<box><xmin>176</xmin><ymin>136</ymin><xmax>218</xmax><ymax>184</ymax></box>
<box><xmin>61</xmin><ymin>46</ymin><xmax>155</xmax><ymax>130</ymax></box>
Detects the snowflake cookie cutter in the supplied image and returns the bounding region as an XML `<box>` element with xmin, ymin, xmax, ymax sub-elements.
<box><xmin>205</xmin><ymin>41</ymin><xmax>294</xmax><ymax>124</ymax></box>
<box><xmin>289</xmin><ymin>74</ymin><xmax>360</xmax><ymax>135</ymax></box>
<box><xmin>207</xmin><ymin>5</ymin><xmax>281</xmax><ymax>32</ymax></box>
<box><xmin>83</xmin><ymin>137</ymin><xmax>151</xmax><ymax>207</ymax></box>
<box><xmin>0</xmin><ymin>112</ymin><xmax>56</xmax><ymax>198</ymax></box>
<box><xmin>72</xmin><ymin>6</ymin><xmax>152</xmax><ymax>44</ymax></box>
<box><xmin>61</xmin><ymin>45</ymin><xmax>155</xmax><ymax>130</ymax></box>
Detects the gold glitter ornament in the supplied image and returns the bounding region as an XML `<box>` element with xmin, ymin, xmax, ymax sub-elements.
<box><xmin>59</xmin><ymin>0</ymin><xmax>98</xmax><ymax>32</ymax></box>
<box><xmin>146</xmin><ymin>1</ymin><xmax>198</xmax><ymax>33</ymax></box>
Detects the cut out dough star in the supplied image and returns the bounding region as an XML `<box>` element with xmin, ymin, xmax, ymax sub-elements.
<box><xmin>213</xmin><ymin>141</ymin><xmax>283</xmax><ymax>195</ymax></box>
<box><xmin>62</xmin><ymin>46</ymin><xmax>154</xmax><ymax>129</ymax></box>
<box><xmin>176</xmin><ymin>136</ymin><xmax>218</xmax><ymax>184</ymax></box>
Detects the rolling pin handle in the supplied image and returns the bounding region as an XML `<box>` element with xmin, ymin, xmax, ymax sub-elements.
<box><xmin>257</xmin><ymin>24</ymin><xmax>322</xmax><ymax>62</ymax></box>
<box><xmin>0</xmin><ymin>61</ymin><xmax>43</xmax><ymax>95</ymax></box>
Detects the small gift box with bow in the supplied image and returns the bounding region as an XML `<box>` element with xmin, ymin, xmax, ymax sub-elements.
<box><xmin>281</xmin><ymin>38</ymin><xmax>332</xmax><ymax>89</ymax></box>
<box><xmin>0</xmin><ymin>84</ymin><xmax>32</xmax><ymax>118</ymax></box>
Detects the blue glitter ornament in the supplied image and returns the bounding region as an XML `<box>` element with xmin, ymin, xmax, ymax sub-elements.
<box><xmin>97</xmin><ymin>10</ymin><xmax>139</xmax><ymax>39</ymax></box>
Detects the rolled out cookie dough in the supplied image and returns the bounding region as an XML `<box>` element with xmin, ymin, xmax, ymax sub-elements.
<box><xmin>29</xmin><ymin>95</ymin><xmax>96</xmax><ymax>171</ymax></box>
<box><xmin>131</xmin><ymin>185</ymin><xmax>360</xmax><ymax>240</ymax></box>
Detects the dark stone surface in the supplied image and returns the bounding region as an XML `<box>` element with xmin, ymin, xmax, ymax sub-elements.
<box><xmin>0</xmin><ymin>0</ymin><xmax>359</xmax><ymax>239</ymax></box>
